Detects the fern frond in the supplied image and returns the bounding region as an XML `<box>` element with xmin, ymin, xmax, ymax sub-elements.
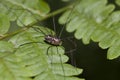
<box><xmin>0</xmin><ymin>0</ymin><xmax>84</xmax><ymax>80</ymax></box>
<box><xmin>0</xmin><ymin>24</ymin><xmax>84</xmax><ymax>80</ymax></box>
<box><xmin>116</xmin><ymin>0</ymin><xmax>120</xmax><ymax>6</ymax></box>
<box><xmin>0</xmin><ymin>14</ymin><xmax>10</xmax><ymax>35</ymax></box>
<box><xmin>59</xmin><ymin>0</ymin><xmax>120</xmax><ymax>59</ymax></box>
<box><xmin>0</xmin><ymin>0</ymin><xmax>50</xmax><ymax>26</ymax></box>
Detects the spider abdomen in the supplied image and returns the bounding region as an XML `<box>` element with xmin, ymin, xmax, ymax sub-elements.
<box><xmin>44</xmin><ymin>35</ymin><xmax>62</xmax><ymax>46</ymax></box>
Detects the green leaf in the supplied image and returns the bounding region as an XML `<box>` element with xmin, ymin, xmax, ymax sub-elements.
<box><xmin>0</xmin><ymin>14</ymin><xmax>10</xmax><ymax>34</ymax></box>
<box><xmin>0</xmin><ymin>26</ymin><xmax>83</xmax><ymax>80</ymax></box>
<box><xmin>59</xmin><ymin>0</ymin><xmax>115</xmax><ymax>43</ymax></box>
<box><xmin>116</xmin><ymin>0</ymin><xmax>120</xmax><ymax>6</ymax></box>
<box><xmin>0</xmin><ymin>1</ymin><xmax>84</xmax><ymax>79</ymax></box>
<box><xmin>59</xmin><ymin>0</ymin><xmax>120</xmax><ymax>59</ymax></box>
<box><xmin>107</xmin><ymin>44</ymin><xmax>120</xmax><ymax>59</ymax></box>
<box><xmin>0</xmin><ymin>0</ymin><xmax>50</xmax><ymax>26</ymax></box>
<box><xmin>0</xmin><ymin>41</ymin><xmax>14</xmax><ymax>57</ymax></box>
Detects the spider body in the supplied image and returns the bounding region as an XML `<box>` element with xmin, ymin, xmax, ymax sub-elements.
<box><xmin>44</xmin><ymin>35</ymin><xmax>62</xmax><ymax>46</ymax></box>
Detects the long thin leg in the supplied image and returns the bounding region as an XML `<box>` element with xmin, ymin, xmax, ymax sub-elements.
<box><xmin>46</xmin><ymin>45</ymin><xmax>53</xmax><ymax>55</ymax></box>
<box><xmin>4</xmin><ymin>5</ymin><xmax>49</xmax><ymax>48</ymax></box>
<box><xmin>46</xmin><ymin>46</ymin><xmax>66</xmax><ymax>80</ymax></box>
<box><xmin>14</xmin><ymin>41</ymin><xmax>45</xmax><ymax>54</ymax></box>
<box><xmin>3</xmin><ymin>3</ymin><xmax>48</xmax><ymax>36</ymax></box>
<box><xmin>32</xmin><ymin>26</ymin><xmax>47</xmax><ymax>36</ymax></box>
<box><xmin>46</xmin><ymin>45</ymin><xmax>54</xmax><ymax>67</ymax></box>
<box><xmin>52</xmin><ymin>17</ymin><xmax>57</xmax><ymax>36</ymax></box>
<box><xmin>62</xmin><ymin>37</ymin><xmax>79</xmax><ymax>73</ymax></box>
<box><xmin>56</xmin><ymin>46</ymin><xmax>65</xmax><ymax>80</ymax></box>
<box><xmin>58</xmin><ymin>1</ymin><xmax>78</xmax><ymax>38</ymax></box>
<box><xmin>19</xmin><ymin>42</ymin><xmax>45</xmax><ymax>47</ymax></box>
<box><xmin>62</xmin><ymin>36</ymin><xmax>77</xmax><ymax>53</ymax></box>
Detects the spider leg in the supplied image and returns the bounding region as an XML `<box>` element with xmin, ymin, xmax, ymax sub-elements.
<box><xmin>62</xmin><ymin>36</ymin><xmax>77</xmax><ymax>54</ymax></box>
<box><xmin>56</xmin><ymin>46</ymin><xmax>66</xmax><ymax>80</ymax></box>
<box><xmin>46</xmin><ymin>45</ymin><xmax>66</xmax><ymax>80</ymax></box>
<box><xmin>62</xmin><ymin>36</ymin><xmax>78</xmax><ymax>70</ymax></box>
<box><xmin>19</xmin><ymin>42</ymin><xmax>45</xmax><ymax>47</ymax></box>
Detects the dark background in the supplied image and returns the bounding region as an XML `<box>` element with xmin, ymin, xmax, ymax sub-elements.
<box><xmin>45</xmin><ymin>0</ymin><xmax>120</xmax><ymax>80</ymax></box>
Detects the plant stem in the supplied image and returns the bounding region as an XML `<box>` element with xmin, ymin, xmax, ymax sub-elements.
<box><xmin>0</xmin><ymin>27</ymin><xmax>28</xmax><ymax>40</ymax></box>
<box><xmin>0</xmin><ymin>4</ymin><xmax>72</xmax><ymax>40</ymax></box>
